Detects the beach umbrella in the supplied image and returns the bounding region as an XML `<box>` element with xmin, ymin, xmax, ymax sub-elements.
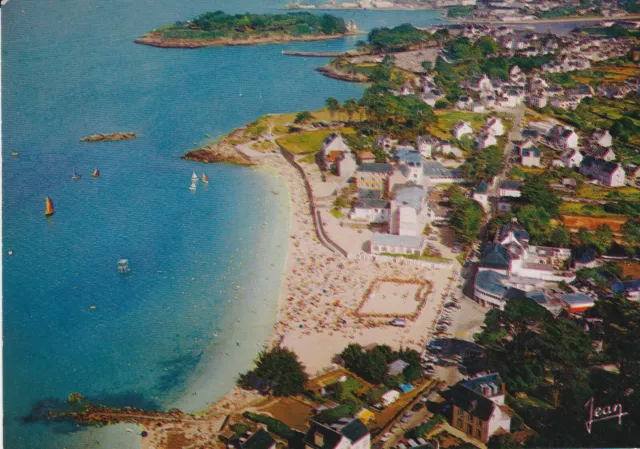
<box><xmin>141</xmin><ymin>431</ymin><xmax>149</xmax><ymax>437</ymax></box>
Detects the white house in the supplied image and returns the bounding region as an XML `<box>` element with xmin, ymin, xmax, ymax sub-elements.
<box><xmin>380</xmin><ymin>390</ymin><xmax>401</xmax><ymax>407</ymax></box>
<box><xmin>304</xmin><ymin>420</ymin><xmax>370</xmax><ymax>449</ymax></box>
<box><xmin>499</xmin><ymin>180</ymin><xmax>521</xmax><ymax>197</ymax></box>
<box><xmin>396</xmin><ymin>205</ymin><xmax>419</xmax><ymax>236</ymax></box>
<box><xmin>370</xmin><ymin>233</ymin><xmax>425</xmax><ymax>256</ymax></box>
<box><xmin>520</xmin><ymin>147</ymin><xmax>541</xmax><ymax>167</ymax></box>
<box><xmin>585</xmin><ymin>144</ymin><xmax>616</xmax><ymax>161</ymax></box>
<box><xmin>548</xmin><ymin>125</ymin><xmax>579</xmax><ymax>149</ymax></box>
<box><xmin>477</xmin><ymin>133</ymin><xmax>497</xmax><ymax>150</ymax></box>
<box><xmin>416</xmin><ymin>135</ymin><xmax>438</xmax><ymax>158</ymax></box>
<box><xmin>560</xmin><ymin>149</ymin><xmax>584</xmax><ymax>168</ymax></box>
<box><xmin>483</xmin><ymin>117</ymin><xmax>505</xmax><ymax>136</ymax></box>
<box><xmin>375</xmin><ymin>135</ymin><xmax>393</xmax><ymax>153</ymax></box>
<box><xmin>336</xmin><ymin>151</ymin><xmax>357</xmax><ymax>179</ymax></box>
<box><xmin>456</xmin><ymin>96</ymin><xmax>473</xmax><ymax>110</ymax></box>
<box><xmin>349</xmin><ymin>199</ymin><xmax>391</xmax><ymax>223</ymax></box>
<box><xmin>451</xmin><ymin>373</ymin><xmax>512</xmax><ymax>443</ymax></box>
<box><xmin>579</xmin><ymin>157</ymin><xmax>626</xmax><ymax>187</ymax></box>
<box><xmin>452</xmin><ymin>120</ymin><xmax>473</xmax><ymax>140</ymax></box>
<box><xmin>468</xmin><ymin>73</ymin><xmax>493</xmax><ymax>92</ymax></box>
<box><xmin>591</xmin><ymin>129</ymin><xmax>613</xmax><ymax>147</ymax></box>
<box><xmin>473</xmin><ymin>181</ymin><xmax>491</xmax><ymax>211</ymax></box>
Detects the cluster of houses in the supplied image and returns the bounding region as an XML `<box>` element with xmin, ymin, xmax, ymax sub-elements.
<box><xmin>451</xmin><ymin>115</ymin><xmax>505</xmax><ymax>153</ymax></box>
<box><xmin>228</xmin><ymin>368</ymin><xmax>518</xmax><ymax>449</ymax></box>
<box><xmin>472</xmin><ymin>218</ymin><xmax>598</xmax><ymax>313</ymax></box>
<box><xmin>318</xmin><ymin>132</ymin><xmax>466</xmax><ymax>256</ymax></box>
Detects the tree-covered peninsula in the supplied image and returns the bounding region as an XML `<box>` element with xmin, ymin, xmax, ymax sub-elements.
<box><xmin>136</xmin><ymin>11</ymin><xmax>354</xmax><ymax>48</ymax></box>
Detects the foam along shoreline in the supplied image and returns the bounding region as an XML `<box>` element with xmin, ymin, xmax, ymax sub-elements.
<box><xmin>134</xmin><ymin>31</ymin><xmax>361</xmax><ymax>49</ymax></box>
<box><xmin>171</xmin><ymin>114</ymin><xmax>459</xmax><ymax>429</ymax></box>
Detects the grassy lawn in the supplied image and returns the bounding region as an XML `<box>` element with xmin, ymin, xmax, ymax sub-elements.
<box><xmin>277</xmin><ymin>129</ymin><xmax>335</xmax><ymax>155</ymax></box>
<box><xmin>277</xmin><ymin>127</ymin><xmax>357</xmax><ymax>155</ymax></box>
<box><xmin>558</xmin><ymin>202</ymin><xmax>624</xmax><ymax>217</ymax></box>
<box><xmin>575</xmin><ymin>184</ymin><xmax>640</xmax><ymax>200</ymax></box>
<box><xmin>427</xmin><ymin>109</ymin><xmax>489</xmax><ymax>140</ymax></box>
<box><xmin>250</xmin><ymin>140</ymin><xmax>277</xmax><ymax>152</ymax></box>
<box><xmin>572</xmin><ymin>64</ymin><xmax>639</xmax><ymax>86</ymax></box>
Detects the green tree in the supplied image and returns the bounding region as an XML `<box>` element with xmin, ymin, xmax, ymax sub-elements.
<box><xmin>593</xmin><ymin>224</ymin><xmax>614</xmax><ymax>254</ymax></box>
<box><xmin>294</xmin><ymin>110</ymin><xmax>313</xmax><ymax>125</ymax></box>
<box><xmin>488</xmin><ymin>433</ymin><xmax>520</xmax><ymax>449</ymax></box>
<box><xmin>343</xmin><ymin>98</ymin><xmax>359</xmax><ymax>122</ymax></box>
<box><xmin>239</xmin><ymin>346</ymin><xmax>309</xmax><ymax>396</ymax></box>
<box><xmin>621</xmin><ymin>218</ymin><xmax>640</xmax><ymax>253</ymax></box>
<box><xmin>421</xmin><ymin>60</ymin><xmax>433</xmax><ymax>74</ymax></box>
<box><xmin>473</xmin><ymin>36</ymin><xmax>499</xmax><ymax>56</ymax></box>
<box><xmin>516</xmin><ymin>205</ymin><xmax>553</xmax><ymax>243</ymax></box>
<box><xmin>448</xmin><ymin>186</ymin><xmax>484</xmax><ymax>246</ymax></box>
<box><xmin>576</xmin><ymin>227</ymin><xmax>594</xmax><ymax>248</ymax></box>
<box><xmin>549</xmin><ymin>225</ymin><xmax>570</xmax><ymax>247</ymax></box>
<box><xmin>521</xmin><ymin>174</ymin><xmax>560</xmax><ymax>216</ymax></box>
<box><xmin>325</xmin><ymin>97</ymin><xmax>341</xmax><ymax>122</ymax></box>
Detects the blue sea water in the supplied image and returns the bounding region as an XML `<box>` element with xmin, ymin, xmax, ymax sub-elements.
<box><xmin>1</xmin><ymin>1</ymin><xmax>453</xmax><ymax>448</ymax></box>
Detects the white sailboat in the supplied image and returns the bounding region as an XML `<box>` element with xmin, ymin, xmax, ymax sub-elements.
<box><xmin>189</xmin><ymin>181</ymin><xmax>197</xmax><ymax>191</ymax></box>
<box><xmin>191</xmin><ymin>170</ymin><xmax>199</xmax><ymax>181</ymax></box>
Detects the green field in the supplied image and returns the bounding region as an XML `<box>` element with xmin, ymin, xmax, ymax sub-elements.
<box><xmin>277</xmin><ymin>129</ymin><xmax>335</xmax><ymax>155</ymax></box>
<box><xmin>575</xmin><ymin>184</ymin><xmax>640</xmax><ymax>200</ymax></box>
<box><xmin>558</xmin><ymin>202</ymin><xmax>623</xmax><ymax>217</ymax></box>
<box><xmin>427</xmin><ymin>109</ymin><xmax>489</xmax><ymax>140</ymax></box>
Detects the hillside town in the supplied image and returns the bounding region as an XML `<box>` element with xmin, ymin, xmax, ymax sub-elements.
<box><xmin>52</xmin><ymin>14</ymin><xmax>640</xmax><ymax>449</ymax></box>
<box><xmin>286</xmin><ymin>0</ymin><xmax>640</xmax><ymax>23</ymax></box>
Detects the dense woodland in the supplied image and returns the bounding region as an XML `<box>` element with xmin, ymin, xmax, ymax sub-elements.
<box><xmin>475</xmin><ymin>296</ymin><xmax>640</xmax><ymax>446</ymax></box>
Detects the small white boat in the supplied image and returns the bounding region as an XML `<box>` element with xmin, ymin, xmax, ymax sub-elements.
<box><xmin>71</xmin><ymin>168</ymin><xmax>81</xmax><ymax>180</ymax></box>
<box><xmin>118</xmin><ymin>259</ymin><xmax>130</xmax><ymax>273</ymax></box>
<box><xmin>189</xmin><ymin>181</ymin><xmax>197</xmax><ymax>191</ymax></box>
<box><xmin>191</xmin><ymin>170</ymin><xmax>199</xmax><ymax>181</ymax></box>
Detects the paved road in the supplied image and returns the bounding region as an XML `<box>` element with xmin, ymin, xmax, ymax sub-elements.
<box><xmin>488</xmin><ymin>102</ymin><xmax>526</xmax><ymax>204</ymax></box>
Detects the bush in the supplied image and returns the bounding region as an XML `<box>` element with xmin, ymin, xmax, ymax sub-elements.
<box><xmin>243</xmin><ymin>412</ymin><xmax>294</xmax><ymax>440</ymax></box>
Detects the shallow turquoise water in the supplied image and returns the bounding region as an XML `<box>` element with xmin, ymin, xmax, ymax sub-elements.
<box><xmin>2</xmin><ymin>1</ymin><xmax>447</xmax><ymax>447</ymax></box>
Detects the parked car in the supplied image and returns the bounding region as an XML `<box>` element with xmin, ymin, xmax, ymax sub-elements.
<box><xmin>400</xmin><ymin>412</ymin><xmax>413</xmax><ymax>423</ymax></box>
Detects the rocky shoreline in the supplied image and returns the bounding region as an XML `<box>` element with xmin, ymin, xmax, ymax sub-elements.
<box><xmin>182</xmin><ymin>142</ymin><xmax>255</xmax><ymax>166</ymax></box>
<box><xmin>135</xmin><ymin>31</ymin><xmax>360</xmax><ymax>49</ymax></box>
<box><xmin>316</xmin><ymin>65</ymin><xmax>369</xmax><ymax>83</ymax></box>
<box><xmin>81</xmin><ymin>132</ymin><xmax>138</xmax><ymax>142</ymax></box>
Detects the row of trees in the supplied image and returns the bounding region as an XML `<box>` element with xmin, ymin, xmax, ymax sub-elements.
<box><xmin>368</xmin><ymin>23</ymin><xmax>432</xmax><ymax>52</ymax></box>
<box><xmin>447</xmin><ymin>186</ymin><xmax>485</xmax><ymax>246</ymax></box>
<box><xmin>340</xmin><ymin>343</ymin><xmax>421</xmax><ymax>385</ymax></box>
<box><xmin>186</xmin><ymin>11</ymin><xmax>346</xmax><ymax>36</ymax></box>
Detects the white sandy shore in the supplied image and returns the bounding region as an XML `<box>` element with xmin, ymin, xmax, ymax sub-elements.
<box><xmin>140</xmin><ymin>151</ymin><xmax>460</xmax><ymax>448</ymax></box>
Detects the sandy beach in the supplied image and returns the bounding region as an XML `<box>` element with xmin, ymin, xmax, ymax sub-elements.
<box><xmin>140</xmin><ymin>126</ymin><xmax>462</xmax><ymax>447</ymax></box>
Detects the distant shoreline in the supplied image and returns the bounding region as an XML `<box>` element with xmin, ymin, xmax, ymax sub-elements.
<box><xmin>456</xmin><ymin>13</ymin><xmax>640</xmax><ymax>25</ymax></box>
<box><xmin>135</xmin><ymin>31</ymin><xmax>362</xmax><ymax>49</ymax></box>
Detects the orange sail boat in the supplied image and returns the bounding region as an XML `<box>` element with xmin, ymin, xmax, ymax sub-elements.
<box><xmin>92</xmin><ymin>168</ymin><xmax>100</xmax><ymax>178</ymax></box>
<box><xmin>44</xmin><ymin>197</ymin><xmax>54</xmax><ymax>216</ymax></box>
<box><xmin>202</xmin><ymin>173</ymin><xmax>209</xmax><ymax>183</ymax></box>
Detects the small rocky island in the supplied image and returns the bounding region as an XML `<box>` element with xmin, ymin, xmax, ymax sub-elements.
<box><xmin>81</xmin><ymin>132</ymin><xmax>139</xmax><ymax>142</ymax></box>
<box><xmin>135</xmin><ymin>11</ymin><xmax>357</xmax><ymax>48</ymax></box>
